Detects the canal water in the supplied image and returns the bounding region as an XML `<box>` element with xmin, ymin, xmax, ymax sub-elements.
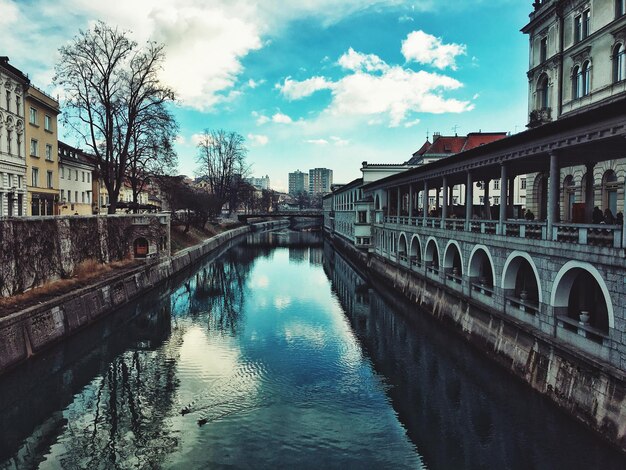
<box><xmin>0</xmin><ymin>230</ymin><xmax>624</xmax><ymax>469</ymax></box>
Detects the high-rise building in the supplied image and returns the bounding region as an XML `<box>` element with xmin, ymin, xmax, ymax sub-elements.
<box><xmin>309</xmin><ymin>168</ymin><xmax>333</xmax><ymax>195</ymax></box>
<box><xmin>246</xmin><ymin>174</ymin><xmax>270</xmax><ymax>190</ymax></box>
<box><xmin>289</xmin><ymin>170</ymin><xmax>309</xmax><ymax>195</ymax></box>
<box><xmin>0</xmin><ymin>56</ymin><xmax>29</xmax><ymax>217</ymax></box>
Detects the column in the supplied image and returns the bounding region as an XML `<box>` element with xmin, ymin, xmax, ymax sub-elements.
<box><xmin>585</xmin><ymin>162</ymin><xmax>595</xmax><ymax>223</ymax></box>
<box><xmin>386</xmin><ymin>190</ymin><xmax>390</xmax><ymax>217</ymax></box>
<box><xmin>499</xmin><ymin>164</ymin><xmax>508</xmax><ymax>233</ymax></box>
<box><xmin>396</xmin><ymin>187</ymin><xmax>401</xmax><ymax>219</ymax></box>
<box><xmin>623</xmin><ymin>178</ymin><xmax>626</xmax><ymax>248</ymax></box>
<box><xmin>465</xmin><ymin>172</ymin><xmax>473</xmax><ymax>230</ymax></box>
<box><xmin>408</xmin><ymin>184</ymin><xmax>413</xmax><ymax>219</ymax></box>
<box><xmin>442</xmin><ymin>176</ymin><xmax>449</xmax><ymax>224</ymax></box>
<box><xmin>508</xmin><ymin>177</ymin><xmax>515</xmax><ymax>211</ymax></box>
<box><xmin>547</xmin><ymin>151</ymin><xmax>559</xmax><ymax>240</ymax></box>
<box><xmin>483</xmin><ymin>179</ymin><xmax>490</xmax><ymax>220</ymax></box>
<box><xmin>423</xmin><ymin>181</ymin><xmax>428</xmax><ymax>226</ymax></box>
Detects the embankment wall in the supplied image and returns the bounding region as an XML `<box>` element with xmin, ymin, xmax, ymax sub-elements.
<box><xmin>328</xmin><ymin>233</ymin><xmax>626</xmax><ymax>452</ymax></box>
<box><xmin>0</xmin><ymin>220</ymin><xmax>288</xmax><ymax>375</ymax></box>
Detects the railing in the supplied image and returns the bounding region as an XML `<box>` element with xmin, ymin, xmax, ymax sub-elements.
<box><xmin>505</xmin><ymin>295</ymin><xmax>539</xmax><ymax>315</ymax></box>
<box><xmin>471</xmin><ymin>282</ymin><xmax>494</xmax><ymax>298</ymax></box>
<box><xmin>556</xmin><ymin>315</ymin><xmax>608</xmax><ymax>345</ymax></box>
<box><xmin>378</xmin><ymin>215</ymin><xmax>623</xmax><ymax>249</ymax></box>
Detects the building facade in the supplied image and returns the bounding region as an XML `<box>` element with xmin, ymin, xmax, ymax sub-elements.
<box><xmin>309</xmin><ymin>167</ymin><xmax>333</xmax><ymax>195</ymax></box>
<box><xmin>0</xmin><ymin>57</ymin><xmax>29</xmax><ymax>217</ymax></box>
<box><xmin>288</xmin><ymin>170</ymin><xmax>309</xmax><ymax>195</ymax></box>
<box><xmin>25</xmin><ymin>85</ymin><xmax>60</xmax><ymax>216</ymax></box>
<box><xmin>246</xmin><ymin>175</ymin><xmax>270</xmax><ymax>190</ymax></box>
<box><xmin>58</xmin><ymin>141</ymin><xmax>97</xmax><ymax>215</ymax></box>
<box><xmin>523</xmin><ymin>0</ymin><xmax>626</xmax><ymax>222</ymax></box>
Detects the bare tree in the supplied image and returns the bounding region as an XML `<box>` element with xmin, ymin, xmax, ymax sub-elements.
<box><xmin>126</xmin><ymin>103</ymin><xmax>178</xmax><ymax>211</ymax></box>
<box><xmin>195</xmin><ymin>129</ymin><xmax>248</xmax><ymax>214</ymax></box>
<box><xmin>55</xmin><ymin>21</ymin><xmax>176</xmax><ymax>214</ymax></box>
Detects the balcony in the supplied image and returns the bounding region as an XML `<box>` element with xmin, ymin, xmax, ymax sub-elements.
<box><xmin>527</xmin><ymin>107</ymin><xmax>552</xmax><ymax>128</ymax></box>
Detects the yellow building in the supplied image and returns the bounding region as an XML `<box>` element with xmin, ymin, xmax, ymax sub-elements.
<box><xmin>24</xmin><ymin>85</ymin><xmax>60</xmax><ymax>216</ymax></box>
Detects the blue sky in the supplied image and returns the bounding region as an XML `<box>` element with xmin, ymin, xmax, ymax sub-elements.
<box><xmin>1</xmin><ymin>0</ymin><xmax>531</xmax><ymax>192</ymax></box>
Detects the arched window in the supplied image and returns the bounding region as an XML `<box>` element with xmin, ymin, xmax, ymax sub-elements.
<box><xmin>562</xmin><ymin>175</ymin><xmax>576</xmax><ymax>222</ymax></box>
<box><xmin>617</xmin><ymin>0</ymin><xmax>626</xmax><ymax>18</ymax></box>
<box><xmin>613</xmin><ymin>43</ymin><xmax>625</xmax><ymax>83</ymax></box>
<box><xmin>572</xmin><ymin>65</ymin><xmax>581</xmax><ymax>99</ymax></box>
<box><xmin>582</xmin><ymin>61</ymin><xmax>591</xmax><ymax>96</ymax></box>
<box><xmin>537</xmin><ymin>74</ymin><xmax>549</xmax><ymax>109</ymax></box>
<box><xmin>602</xmin><ymin>170</ymin><xmax>619</xmax><ymax>216</ymax></box>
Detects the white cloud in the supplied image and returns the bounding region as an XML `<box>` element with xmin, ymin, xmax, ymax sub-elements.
<box><xmin>338</xmin><ymin>48</ymin><xmax>389</xmax><ymax>73</ymax></box>
<box><xmin>401</xmin><ymin>30</ymin><xmax>467</xmax><ymax>70</ymax></box>
<box><xmin>175</xmin><ymin>135</ymin><xmax>186</xmax><ymax>145</ymax></box>
<box><xmin>282</xmin><ymin>47</ymin><xmax>473</xmax><ymax>127</ymax></box>
<box><xmin>278</xmin><ymin>76</ymin><xmax>333</xmax><ymax>100</ymax></box>
<box><xmin>190</xmin><ymin>133</ymin><xmax>205</xmax><ymax>146</ymax></box>
<box><xmin>330</xmin><ymin>136</ymin><xmax>349</xmax><ymax>146</ymax></box>
<box><xmin>398</xmin><ymin>15</ymin><xmax>414</xmax><ymax>23</ymax></box>
<box><xmin>272</xmin><ymin>112</ymin><xmax>293</xmax><ymax>124</ymax></box>
<box><xmin>404</xmin><ymin>118</ymin><xmax>421</xmax><ymax>128</ymax></box>
<box><xmin>248</xmin><ymin>133</ymin><xmax>269</xmax><ymax>146</ymax></box>
<box><xmin>247</xmin><ymin>78</ymin><xmax>265</xmax><ymax>88</ymax></box>
<box><xmin>305</xmin><ymin>139</ymin><xmax>329</xmax><ymax>145</ymax></box>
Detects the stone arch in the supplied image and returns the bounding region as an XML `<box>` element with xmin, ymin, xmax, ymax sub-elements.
<box><xmin>533</xmin><ymin>173</ymin><xmax>549</xmax><ymax>221</ymax></box>
<box><xmin>562</xmin><ymin>174</ymin><xmax>575</xmax><ymax>222</ymax></box>
<box><xmin>398</xmin><ymin>232</ymin><xmax>408</xmax><ymax>254</ymax></box>
<box><xmin>443</xmin><ymin>240</ymin><xmax>464</xmax><ymax>276</ymax></box>
<box><xmin>501</xmin><ymin>251</ymin><xmax>542</xmax><ymax>305</ymax></box>
<box><xmin>424</xmin><ymin>237</ymin><xmax>440</xmax><ymax>269</ymax></box>
<box><xmin>551</xmin><ymin>261</ymin><xmax>613</xmax><ymax>332</ymax></box>
<box><xmin>133</xmin><ymin>237</ymin><xmax>149</xmax><ymax>258</ymax></box>
<box><xmin>602</xmin><ymin>169</ymin><xmax>619</xmax><ymax>217</ymax></box>
<box><xmin>468</xmin><ymin>245</ymin><xmax>496</xmax><ymax>288</ymax></box>
<box><xmin>409</xmin><ymin>234</ymin><xmax>422</xmax><ymax>262</ymax></box>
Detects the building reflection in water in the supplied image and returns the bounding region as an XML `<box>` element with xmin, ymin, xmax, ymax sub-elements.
<box><xmin>322</xmin><ymin>240</ymin><xmax>626</xmax><ymax>470</ymax></box>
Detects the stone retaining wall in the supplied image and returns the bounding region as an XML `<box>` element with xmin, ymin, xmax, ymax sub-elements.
<box><xmin>328</xmin><ymin>232</ymin><xmax>626</xmax><ymax>451</ymax></box>
<box><xmin>0</xmin><ymin>220</ymin><xmax>288</xmax><ymax>375</ymax></box>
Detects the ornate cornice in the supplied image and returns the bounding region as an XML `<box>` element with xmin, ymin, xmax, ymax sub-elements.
<box><xmin>571</xmin><ymin>45</ymin><xmax>592</xmax><ymax>64</ymax></box>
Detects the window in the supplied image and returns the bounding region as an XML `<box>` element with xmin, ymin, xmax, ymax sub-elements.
<box><xmin>572</xmin><ymin>63</ymin><xmax>590</xmax><ymax>98</ymax></box>
<box><xmin>29</xmin><ymin>107</ymin><xmax>37</xmax><ymax>125</ymax></box>
<box><xmin>61</xmin><ymin>189</ymin><xmax>65</xmax><ymax>202</ymax></box>
<box><xmin>15</xmin><ymin>95</ymin><xmax>20</xmax><ymax>114</ymax></box>
<box><xmin>493</xmin><ymin>179</ymin><xmax>500</xmax><ymax>190</ymax></box>
<box><xmin>75</xmin><ymin>170</ymin><xmax>78</xmax><ymax>181</ymax></box>
<box><xmin>45</xmin><ymin>144</ymin><xmax>52</xmax><ymax>161</ymax></box>
<box><xmin>82</xmin><ymin>171</ymin><xmax>85</xmax><ymax>182</ymax></box>
<box><xmin>87</xmin><ymin>173</ymin><xmax>90</xmax><ymax>183</ymax></box>
<box><xmin>30</xmin><ymin>139</ymin><xmax>38</xmax><ymax>157</ymax></box>
<box><xmin>82</xmin><ymin>192</ymin><xmax>85</xmax><ymax>203</ymax></box>
<box><xmin>582</xmin><ymin>61</ymin><xmax>591</xmax><ymax>96</ymax></box>
<box><xmin>540</xmin><ymin>36</ymin><xmax>548</xmax><ymax>63</ymax></box>
<box><xmin>67</xmin><ymin>191</ymin><xmax>71</xmax><ymax>203</ymax></box>
<box><xmin>6</xmin><ymin>90</ymin><xmax>10</xmax><ymax>112</ymax></box>
<box><xmin>614</xmin><ymin>43</ymin><xmax>625</xmax><ymax>83</ymax></box>
<box><xmin>47</xmin><ymin>171</ymin><xmax>53</xmax><ymax>189</ymax></box>
<box><xmin>494</xmin><ymin>196</ymin><xmax>500</xmax><ymax>205</ymax></box>
<box><xmin>617</xmin><ymin>0</ymin><xmax>626</xmax><ymax>17</ymax></box>
<box><xmin>521</xmin><ymin>178</ymin><xmax>527</xmax><ymax>190</ymax></box>
<box><xmin>31</xmin><ymin>167</ymin><xmax>39</xmax><ymax>187</ymax></box>
<box><xmin>537</xmin><ymin>74</ymin><xmax>549</xmax><ymax>109</ymax></box>
<box><xmin>16</xmin><ymin>133</ymin><xmax>21</xmax><ymax>156</ymax></box>
<box><xmin>44</xmin><ymin>115</ymin><xmax>51</xmax><ymax>131</ymax></box>
<box><xmin>60</xmin><ymin>167</ymin><xmax>64</xmax><ymax>179</ymax></box>
<box><xmin>75</xmin><ymin>191</ymin><xmax>78</xmax><ymax>202</ymax></box>
<box><xmin>575</xmin><ymin>10</ymin><xmax>590</xmax><ymax>43</ymax></box>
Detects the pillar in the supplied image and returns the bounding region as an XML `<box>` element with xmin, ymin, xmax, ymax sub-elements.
<box><xmin>547</xmin><ymin>152</ymin><xmax>559</xmax><ymax>239</ymax></box>
<box><xmin>409</xmin><ymin>184</ymin><xmax>414</xmax><ymax>219</ymax></box>
<box><xmin>499</xmin><ymin>164</ymin><xmax>508</xmax><ymax>232</ymax></box>
<box><xmin>396</xmin><ymin>187</ymin><xmax>401</xmax><ymax>217</ymax></box>
<box><xmin>585</xmin><ymin>162</ymin><xmax>595</xmax><ymax>223</ymax></box>
<box><xmin>423</xmin><ymin>181</ymin><xmax>428</xmax><ymax>226</ymax></box>
<box><xmin>442</xmin><ymin>176</ymin><xmax>449</xmax><ymax>222</ymax></box>
<box><xmin>483</xmin><ymin>179</ymin><xmax>490</xmax><ymax>220</ymax></box>
<box><xmin>386</xmin><ymin>190</ymin><xmax>391</xmax><ymax>216</ymax></box>
<box><xmin>465</xmin><ymin>172</ymin><xmax>473</xmax><ymax>230</ymax></box>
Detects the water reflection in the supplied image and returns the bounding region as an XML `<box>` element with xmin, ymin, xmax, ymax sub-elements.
<box><xmin>323</xmin><ymin>240</ymin><xmax>626</xmax><ymax>469</ymax></box>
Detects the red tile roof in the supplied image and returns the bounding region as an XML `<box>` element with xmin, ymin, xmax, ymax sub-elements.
<box><xmin>408</xmin><ymin>132</ymin><xmax>507</xmax><ymax>164</ymax></box>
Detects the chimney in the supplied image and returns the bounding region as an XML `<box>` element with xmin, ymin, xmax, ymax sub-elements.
<box><xmin>433</xmin><ymin>132</ymin><xmax>441</xmax><ymax>142</ymax></box>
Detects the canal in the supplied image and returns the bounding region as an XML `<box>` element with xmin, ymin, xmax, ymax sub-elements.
<box><xmin>0</xmin><ymin>230</ymin><xmax>624</xmax><ymax>469</ymax></box>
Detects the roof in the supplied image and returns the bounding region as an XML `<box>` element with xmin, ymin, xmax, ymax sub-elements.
<box><xmin>407</xmin><ymin>132</ymin><xmax>507</xmax><ymax>164</ymax></box>
<box><xmin>0</xmin><ymin>56</ymin><xmax>29</xmax><ymax>86</ymax></box>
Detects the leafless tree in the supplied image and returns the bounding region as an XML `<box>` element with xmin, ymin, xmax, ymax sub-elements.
<box><xmin>55</xmin><ymin>21</ymin><xmax>176</xmax><ymax>214</ymax></box>
<box><xmin>195</xmin><ymin>129</ymin><xmax>248</xmax><ymax>214</ymax></box>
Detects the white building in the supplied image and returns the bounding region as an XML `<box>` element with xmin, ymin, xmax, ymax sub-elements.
<box><xmin>0</xmin><ymin>57</ymin><xmax>29</xmax><ymax>217</ymax></box>
<box><xmin>58</xmin><ymin>141</ymin><xmax>97</xmax><ymax>215</ymax></box>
